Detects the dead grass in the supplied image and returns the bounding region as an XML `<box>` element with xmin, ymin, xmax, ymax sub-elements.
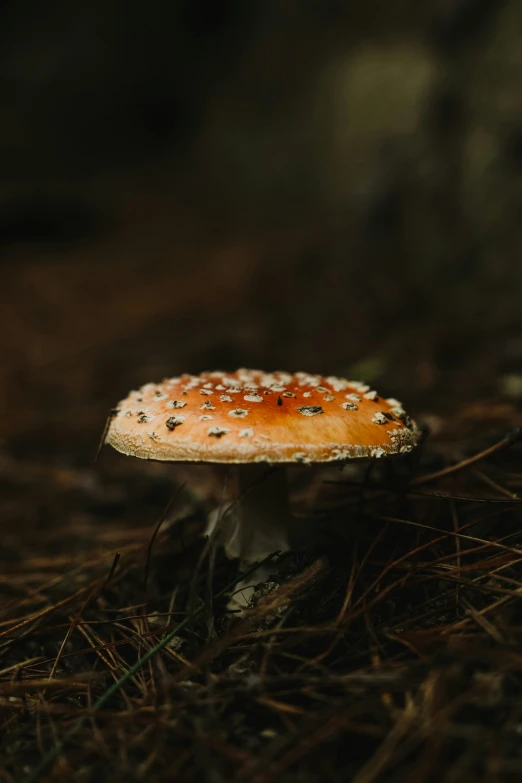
<box><xmin>1</xmin><ymin>400</ymin><xmax>522</xmax><ymax>782</ymax></box>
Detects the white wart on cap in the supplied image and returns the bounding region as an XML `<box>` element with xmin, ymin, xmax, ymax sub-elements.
<box><xmin>106</xmin><ymin>369</ymin><xmax>419</xmax><ymax>464</ymax></box>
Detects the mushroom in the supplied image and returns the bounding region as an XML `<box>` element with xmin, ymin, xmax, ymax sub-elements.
<box><xmin>106</xmin><ymin>370</ymin><xmax>420</xmax><ymax>573</ymax></box>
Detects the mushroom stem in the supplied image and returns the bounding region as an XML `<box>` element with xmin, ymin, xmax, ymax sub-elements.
<box><xmin>208</xmin><ymin>464</ymin><xmax>292</xmax><ymax>562</ymax></box>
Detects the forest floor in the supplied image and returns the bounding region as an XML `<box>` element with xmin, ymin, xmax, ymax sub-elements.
<box><xmin>1</xmin><ymin>222</ymin><xmax>522</xmax><ymax>781</ymax></box>
<box><xmin>2</xmin><ymin>388</ymin><xmax>522</xmax><ymax>782</ymax></box>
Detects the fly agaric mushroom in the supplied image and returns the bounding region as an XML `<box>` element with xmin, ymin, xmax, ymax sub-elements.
<box><xmin>106</xmin><ymin>369</ymin><xmax>419</xmax><ymax>568</ymax></box>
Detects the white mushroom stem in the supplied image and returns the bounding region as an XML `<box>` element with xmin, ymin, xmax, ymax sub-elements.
<box><xmin>206</xmin><ymin>464</ymin><xmax>292</xmax><ymax>562</ymax></box>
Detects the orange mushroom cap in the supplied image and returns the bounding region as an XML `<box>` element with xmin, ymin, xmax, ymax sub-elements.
<box><xmin>106</xmin><ymin>369</ymin><xmax>420</xmax><ymax>464</ymax></box>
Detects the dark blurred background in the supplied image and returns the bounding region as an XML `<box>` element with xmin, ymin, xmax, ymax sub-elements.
<box><xmin>1</xmin><ymin>0</ymin><xmax>522</xmax><ymax>462</ymax></box>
